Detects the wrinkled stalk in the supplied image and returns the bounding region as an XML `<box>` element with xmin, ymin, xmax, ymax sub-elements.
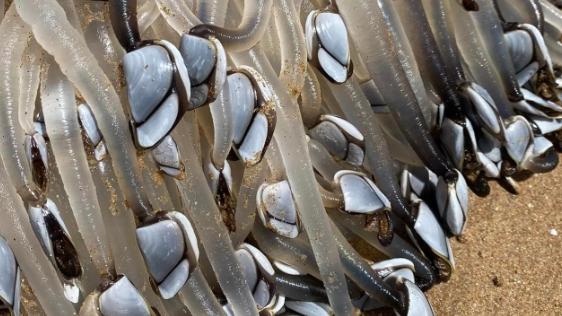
<box><xmin>155</xmin><ymin>0</ymin><xmax>199</xmax><ymax>34</ymax></box>
<box><xmin>16</xmin><ymin>0</ymin><xmax>152</xmax><ymax>219</ymax></box>
<box><xmin>232</xmin><ymin>48</ymin><xmax>354</xmax><ymax>315</ymax></box>
<box><xmin>178</xmin><ymin>269</ymin><xmax>225</xmax><ymax>316</ymax></box>
<box><xmin>82</xmin><ymin>2</ymin><xmax>125</xmax><ymax>93</ymax></box>
<box><xmin>321</xmin><ymin>77</ymin><xmax>439</xmax><ymax>289</ymax></box>
<box><xmin>330</xmin><ymin>210</ymin><xmax>437</xmax><ymax>291</ymax></box>
<box><xmin>173</xmin><ymin>114</ymin><xmax>259</xmax><ymax>316</ymax></box>
<box><xmin>190</xmin><ymin>0</ymin><xmax>273</xmax><ymax>52</ymax></box>
<box><xmin>231</xmin><ymin>163</ymin><xmax>267</xmax><ymax>246</ymax></box>
<box><xmin>445</xmin><ymin>0</ymin><xmax>515</xmax><ymax>118</ymax></box>
<box><xmin>469</xmin><ymin>1</ymin><xmax>526</xmax><ymax>103</ymax></box>
<box><xmin>0</xmin><ymin>6</ymin><xmax>42</xmax><ymax>204</ymax></box>
<box><xmin>274</xmin><ymin>0</ymin><xmax>306</xmax><ymax>98</ymax></box>
<box><xmin>89</xmin><ymin>155</ymin><xmax>171</xmax><ymax>314</ymax></box>
<box><xmin>209</xmin><ymin>82</ymin><xmax>233</xmax><ymax>169</ymax></box>
<box><xmin>0</xmin><ymin>162</ymin><xmax>76</xmax><ymax>315</ymax></box>
<box><xmin>138</xmin><ymin>0</ymin><xmax>160</xmax><ymax>33</ymax></box>
<box><xmin>57</xmin><ymin>0</ymin><xmax>81</xmax><ymax>31</ymax></box>
<box><xmin>300</xmin><ymin>67</ymin><xmax>323</xmax><ymax>127</ymax></box>
<box><xmin>196</xmin><ymin>0</ymin><xmax>228</xmax><ymax>26</ymax></box>
<box><xmin>253</xmin><ymin>223</ymin><xmax>321</xmax><ymax>278</ymax></box>
<box><xmin>18</xmin><ymin>39</ymin><xmax>41</xmax><ymax>135</ymax></box>
<box><xmin>336</xmin><ymin>0</ymin><xmax>454</xmax><ymax>179</ymax></box>
<box><xmin>40</xmin><ymin>61</ymin><xmax>114</xmax><ymax>277</ymax></box>
<box><xmin>326</xmin><ymin>220</ymin><xmax>402</xmax><ymax>311</ymax></box>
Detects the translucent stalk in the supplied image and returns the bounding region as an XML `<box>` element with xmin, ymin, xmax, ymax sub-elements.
<box><xmin>421</xmin><ymin>0</ymin><xmax>475</xmax><ymax>123</ymax></box>
<box><xmin>172</xmin><ymin>115</ymin><xmax>259</xmax><ymax>316</ymax></box>
<box><xmin>258</xmin><ymin>219</ymin><xmax>403</xmax><ymax>310</ymax></box>
<box><xmin>232</xmin><ymin>49</ymin><xmax>354</xmax><ymax>315</ymax></box>
<box><xmin>326</xmin><ymin>221</ymin><xmax>402</xmax><ymax>310</ymax></box>
<box><xmin>300</xmin><ymin>67</ymin><xmax>322</xmax><ymax>127</ymax></box>
<box><xmin>496</xmin><ymin>0</ymin><xmax>544</xmax><ymax>32</ymax></box>
<box><xmin>15</xmin><ymin>0</ymin><xmax>152</xmax><ymax>218</ymax></box>
<box><xmin>542</xmin><ymin>0</ymin><xmax>562</xmax><ymax>65</ymax></box>
<box><xmin>230</xmin><ymin>163</ymin><xmax>267</xmax><ymax>246</ymax></box>
<box><xmin>545</xmin><ymin>31</ymin><xmax>562</xmax><ymax>67</ymax></box>
<box><xmin>209</xmin><ymin>82</ymin><xmax>233</xmax><ymax>169</ymax></box>
<box><xmin>178</xmin><ymin>269</ymin><xmax>225</xmax><ymax>316</ymax></box>
<box><xmin>0</xmin><ymin>163</ymin><xmax>76</xmax><ymax>315</ymax></box>
<box><xmin>18</xmin><ymin>39</ymin><xmax>41</xmax><ymax>135</ymax></box>
<box><xmin>330</xmin><ymin>210</ymin><xmax>438</xmax><ymax>290</ymax></box>
<box><xmin>0</xmin><ymin>6</ymin><xmax>42</xmax><ymax>204</ymax></box>
<box><xmin>445</xmin><ymin>0</ymin><xmax>515</xmax><ymax>118</ymax></box>
<box><xmin>320</xmin><ymin>78</ymin><xmax>413</xmax><ymax>225</ymax></box>
<box><xmin>252</xmin><ymin>223</ymin><xmax>321</xmax><ymax>279</ymax></box>
<box><xmin>190</xmin><ymin>0</ymin><xmax>273</xmax><ymax>52</ymax></box>
<box><xmin>57</xmin><ymin>0</ymin><xmax>81</xmax><ymax>31</ymax></box>
<box><xmin>469</xmin><ymin>1</ymin><xmax>527</xmax><ymax>102</ymax></box>
<box><xmin>376</xmin><ymin>0</ymin><xmax>437</xmax><ymax>126</ymax></box>
<box><xmin>318</xmin><ymin>184</ymin><xmax>343</xmax><ymax>209</ymax></box>
<box><xmin>542</xmin><ymin>0</ymin><xmax>562</xmax><ymax>31</ymax></box>
<box><xmin>40</xmin><ymin>61</ymin><xmax>114</xmax><ymax>277</ymax></box>
<box><xmin>155</xmin><ymin>0</ymin><xmax>200</xmax><ymax>34</ymax></box>
<box><xmin>81</xmin><ymin>2</ymin><xmax>125</xmax><ymax>94</ymax></box>
<box><xmin>44</xmin><ymin>134</ymin><xmax>100</xmax><ymax>294</ymax></box>
<box><xmin>320</xmin><ymin>78</ymin><xmax>439</xmax><ymax>288</ymax></box>
<box><xmin>274</xmin><ymin>0</ymin><xmax>306</xmax><ymax>98</ymax></box>
<box><xmin>310</xmin><ymin>0</ymin><xmax>329</xmax><ymax>9</ymax></box>
<box><xmin>336</xmin><ymin>0</ymin><xmax>453</xmax><ymax>178</ymax></box>
<box><xmin>196</xmin><ymin>0</ymin><xmax>229</xmax><ymax>25</ymax></box>
<box><xmin>264</xmin><ymin>141</ymin><xmax>285</xmax><ymax>180</ymax></box>
<box><xmin>391</xmin><ymin>0</ymin><xmax>466</xmax><ymax>120</ymax></box>
<box><xmin>348</xmin><ymin>42</ymin><xmax>372</xmax><ymax>84</ymax></box>
<box><xmin>138</xmin><ymin>0</ymin><xmax>160</xmax><ymax>33</ymax></box>
<box><xmin>151</xmin><ymin>15</ymin><xmax>182</xmax><ymax>44</ymax></box>
<box><xmin>259</xmin><ymin>22</ymin><xmax>282</xmax><ymax>73</ymax></box>
<box><xmin>89</xmin><ymin>158</ymin><xmax>172</xmax><ymax>315</ymax></box>
<box><xmin>308</xmin><ymin>138</ymin><xmax>342</xmax><ymax>181</ymax></box>
<box><xmin>421</xmin><ymin>0</ymin><xmax>469</xmax><ymax>87</ymax></box>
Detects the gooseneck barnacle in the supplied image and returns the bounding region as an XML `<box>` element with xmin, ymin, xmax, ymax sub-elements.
<box><xmin>0</xmin><ymin>0</ymin><xmax>560</xmax><ymax>315</ymax></box>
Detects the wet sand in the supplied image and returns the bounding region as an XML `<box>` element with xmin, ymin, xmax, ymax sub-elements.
<box><xmin>428</xmin><ymin>163</ymin><xmax>562</xmax><ymax>315</ymax></box>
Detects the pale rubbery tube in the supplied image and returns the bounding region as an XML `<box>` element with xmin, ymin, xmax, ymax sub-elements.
<box><xmin>178</xmin><ymin>269</ymin><xmax>225</xmax><ymax>316</ymax></box>
<box><xmin>0</xmin><ymin>163</ymin><xmax>75</xmax><ymax>315</ymax></box>
<box><xmin>209</xmin><ymin>84</ymin><xmax>233</xmax><ymax>169</ymax></box>
<box><xmin>18</xmin><ymin>39</ymin><xmax>41</xmax><ymax>135</ymax></box>
<box><xmin>40</xmin><ymin>61</ymin><xmax>114</xmax><ymax>277</ymax></box>
<box><xmin>0</xmin><ymin>6</ymin><xmax>42</xmax><ymax>204</ymax></box>
<box><xmin>336</xmin><ymin>0</ymin><xmax>454</xmax><ymax>178</ymax></box>
<box><xmin>155</xmin><ymin>0</ymin><xmax>200</xmax><ymax>33</ymax></box>
<box><xmin>274</xmin><ymin>0</ymin><xmax>307</xmax><ymax>98</ymax></box>
<box><xmin>190</xmin><ymin>0</ymin><xmax>273</xmax><ymax>52</ymax></box>
<box><xmin>232</xmin><ymin>49</ymin><xmax>355</xmax><ymax>315</ymax></box>
<box><xmin>196</xmin><ymin>0</ymin><xmax>228</xmax><ymax>26</ymax></box>
<box><xmin>87</xmin><ymin>145</ymin><xmax>172</xmax><ymax>314</ymax></box>
<box><xmin>231</xmin><ymin>162</ymin><xmax>268</xmax><ymax>246</ymax></box>
<box><xmin>138</xmin><ymin>0</ymin><xmax>160</xmax><ymax>33</ymax></box>
<box><xmin>172</xmin><ymin>115</ymin><xmax>259</xmax><ymax>316</ymax></box>
<box><xmin>15</xmin><ymin>0</ymin><xmax>152</xmax><ymax>218</ymax></box>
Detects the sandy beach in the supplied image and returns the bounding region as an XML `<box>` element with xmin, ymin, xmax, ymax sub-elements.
<box><xmin>428</xmin><ymin>162</ymin><xmax>562</xmax><ymax>315</ymax></box>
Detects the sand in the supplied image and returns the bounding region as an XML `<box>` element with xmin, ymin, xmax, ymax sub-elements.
<box><xmin>428</xmin><ymin>165</ymin><xmax>562</xmax><ymax>315</ymax></box>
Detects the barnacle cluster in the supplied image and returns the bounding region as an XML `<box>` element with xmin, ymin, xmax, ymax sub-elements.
<box><xmin>0</xmin><ymin>0</ymin><xmax>561</xmax><ymax>315</ymax></box>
